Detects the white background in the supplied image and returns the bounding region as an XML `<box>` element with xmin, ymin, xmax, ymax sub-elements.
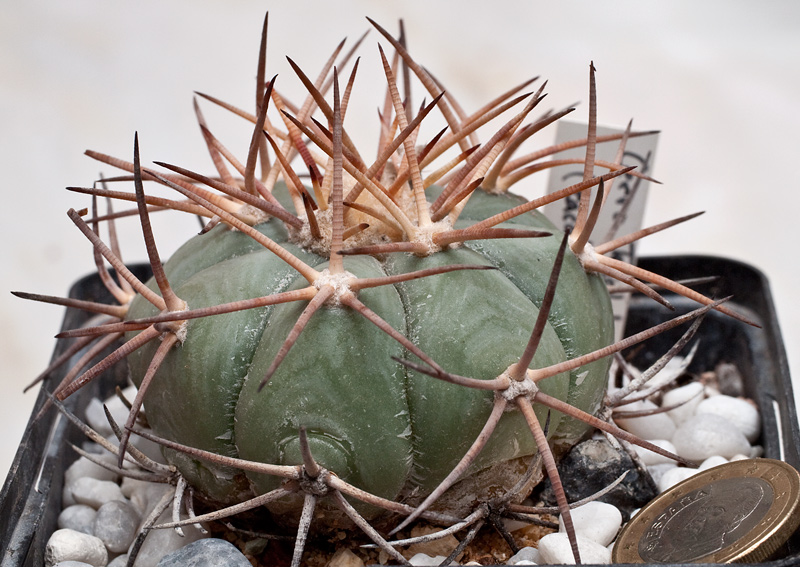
<box><xmin>2</xmin><ymin>1</ymin><xmax>799</xmax><ymax>479</ymax></box>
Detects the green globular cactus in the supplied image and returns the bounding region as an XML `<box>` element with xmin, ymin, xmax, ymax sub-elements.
<box><xmin>18</xmin><ymin>13</ymin><xmax>752</xmax><ymax>564</ymax></box>
<box><xmin>124</xmin><ymin>183</ymin><xmax>614</xmax><ymax>515</ymax></box>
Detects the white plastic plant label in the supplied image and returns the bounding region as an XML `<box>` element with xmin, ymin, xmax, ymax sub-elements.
<box><xmin>543</xmin><ymin>120</ymin><xmax>659</xmax><ymax>340</ymax></box>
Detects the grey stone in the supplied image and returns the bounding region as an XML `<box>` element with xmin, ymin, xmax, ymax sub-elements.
<box><xmin>58</xmin><ymin>505</ymin><xmax>96</xmax><ymax>535</ymax></box>
<box><xmin>538</xmin><ymin>438</ymin><xmax>657</xmax><ymax>520</ymax></box>
<box><xmin>53</xmin><ymin>562</ymin><xmax>95</xmax><ymax>567</ymax></box>
<box><xmin>714</xmin><ymin>362</ymin><xmax>745</xmax><ymax>397</ymax></box>
<box><xmin>93</xmin><ymin>500</ymin><xmax>141</xmax><ymax>553</ymax></box>
<box><xmin>108</xmin><ymin>556</ymin><xmax>129</xmax><ymax>567</ymax></box>
<box><xmin>127</xmin><ymin>427</ymin><xmax>168</xmax><ymax>465</ymax></box>
<box><xmin>156</xmin><ymin>538</ymin><xmax>250</xmax><ymax>567</ymax></box>
<box><xmin>45</xmin><ymin>529</ymin><xmax>108</xmax><ymax>567</ymax></box>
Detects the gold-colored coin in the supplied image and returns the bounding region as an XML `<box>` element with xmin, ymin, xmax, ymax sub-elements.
<box><xmin>612</xmin><ymin>459</ymin><xmax>800</xmax><ymax>563</ymax></box>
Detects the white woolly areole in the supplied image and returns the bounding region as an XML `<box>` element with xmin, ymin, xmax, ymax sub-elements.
<box><xmin>155</xmin><ymin>303</ymin><xmax>190</xmax><ymax>344</ymax></box>
<box><xmin>572</xmin><ymin>239</ymin><xmax>599</xmax><ymax>269</ymax></box>
<box><xmin>499</xmin><ymin>371</ymin><xmax>539</xmax><ymax>403</ymax></box>
<box><xmin>288</xmin><ymin>207</ymin><xmax>394</xmax><ymax>258</ymax></box>
<box><xmin>288</xmin><ymin>209</ymin><xmax>332</xmax><ymax>257</ymax></box>
<box><xmin>411</xmin><ymin>219</ymin><xmax>454</xmax><ymax>255</ymax></box>
<box><xmin>237</xmin><ymin>204</ymin><xmax>272</xmax><ymax>226</ymax></box>
<box><xmin>213</xmin><ymin>204</ymin><xmax>270</xmax><ymax>233</ymax></box>
<box><xmin>172</xmin><ymin>319</ymin><xmax>189</xmax><ymax>344</ymax></box>
<box><xmin>313</xmin><ymin>268</ymin><xmax>357</xmax><ymax>306</ymax></box>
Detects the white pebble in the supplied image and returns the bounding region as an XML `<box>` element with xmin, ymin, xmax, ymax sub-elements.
<box><xmin>634</xmin><ymin>439</ymin><xmax>678</xmax><ymax>466</ymax></box>
<box><xmin>84</xmin><ymin>398</ymin><xmax>119</xmax><ymax>439</ymax></box>
<box><xmin>45</xmin><ymin>529</ymin><xmax>108</xmax><ymax>567</ymax></box>
<box><xmin>558</xmin><ymin>501</ymin><xmax>622</xmax><ymax>547</ymax></box>
<box><xmin>70</xmin><ymin>477</ymin><xmax>126</xmax><ymax>509</ymax></box>
<box><xmin>696</xmin><ymin>395</ymin><xmax>761</xmax><ymax>443</ymax></box>
<box><xmin>130</xmin><ymin>509</ymin><xmax>206</xmax><ymax>567</ymax></box>
<box><xmin>58</xmin><ymin>505</ymin><xmax>96</xmax><ymax>535</ymax></box>
<box><xmin>662</xmin><ymin>382</ymin><xmax>705</xmax><ymax>425</ymax></box>
<box><xmin>508</xmin><ymin>547</ymin><xmax>540</xmax><ymax>565</ymax></box>
<box><xmin>62</xmin><ymin>455</ymin><xmax>120</xmax><ymax>506</ymax></box>
<box><xmin>537</xmin><ymin>533</ymin><xmax>612</xmax><ymax>564</ymax></box>
<box><xmin>672</xmin><ymin>414</ymin><xmax>751</xmax><ymax>460</ymax></box>
<box><xmin>657</xmin><ymin>467</ymin><xmax>698</xmax><ymax>492</ymax></box>
<box><xmin>62</xmin><ymin>485</ymin><xmax>77</xmax><ymax>508</ymax></box>
<box><xmin>121</xmin><ymin>477</ymin><xmax>151</xmax><ymax>499</ymax></box>
<box><xmin>65</xmin><ymin>456</ymin><xmax>119</xmax><ymax>486</ymax></box>
<box><xmin>127</xmin><ymin>481</ymin><xmax>172</xmax><ymax>519</ymax></box>
<box><xmin>699</xmin><ymin>455</ymin><xmax>728</xmax><ymax>470</ymax></box>
<box><xmin>85</xmin><ymin>387</ymin><xmax>138</xmax><ymax>438</ymax></box>
<box><xmin>646</xmin><ymin>463</ymin><xmax>677</xmax><ymax>487</ymax></box>
<box><xmin>614</xmin><ymin>400</ymin><xmax>676</xmax><ymax>441</ymax></box>
<box><xmin>408</xmin><ymin>554</ymin><xmax>450</xmax><ymax>566</ymax></box>
<box><xmin>83</xmin><ymin>398</ymin><xmax>112</xmax><ymax>438</ymax></box>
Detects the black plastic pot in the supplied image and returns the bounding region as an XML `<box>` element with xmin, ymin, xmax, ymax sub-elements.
<box><xmin>0</xmin><ymin>266</ymin><xmax>147</xmax><ymax>567</ymax></box>
<box><xmin>1</xmin><ymin>256</ymin><xmax>798</xmax><ymax>566</ymax></box>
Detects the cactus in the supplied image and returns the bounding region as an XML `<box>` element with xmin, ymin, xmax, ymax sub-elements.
<box><xmin>17</xmin><ymin>13</ymin><xmax>752</xmax><ymax>566</ymax></box>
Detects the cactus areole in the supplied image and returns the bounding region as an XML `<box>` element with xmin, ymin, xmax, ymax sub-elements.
<box><xmin>125</xmin><ymin>180</ymin><xmax>614</xmax><ymax>520</ymax></box>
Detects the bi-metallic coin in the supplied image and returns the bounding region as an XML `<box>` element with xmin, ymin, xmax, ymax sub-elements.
<box><xmin>612</xmin><ymin>459</ymin><xmax>800</xmax><ymax>563</ymax></box>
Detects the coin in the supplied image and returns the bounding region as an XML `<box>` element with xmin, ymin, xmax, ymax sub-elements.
<box><xmin>612</xmin><ymin>459</ymin><xmax>800</xmax><ymax>563</ymax></box>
